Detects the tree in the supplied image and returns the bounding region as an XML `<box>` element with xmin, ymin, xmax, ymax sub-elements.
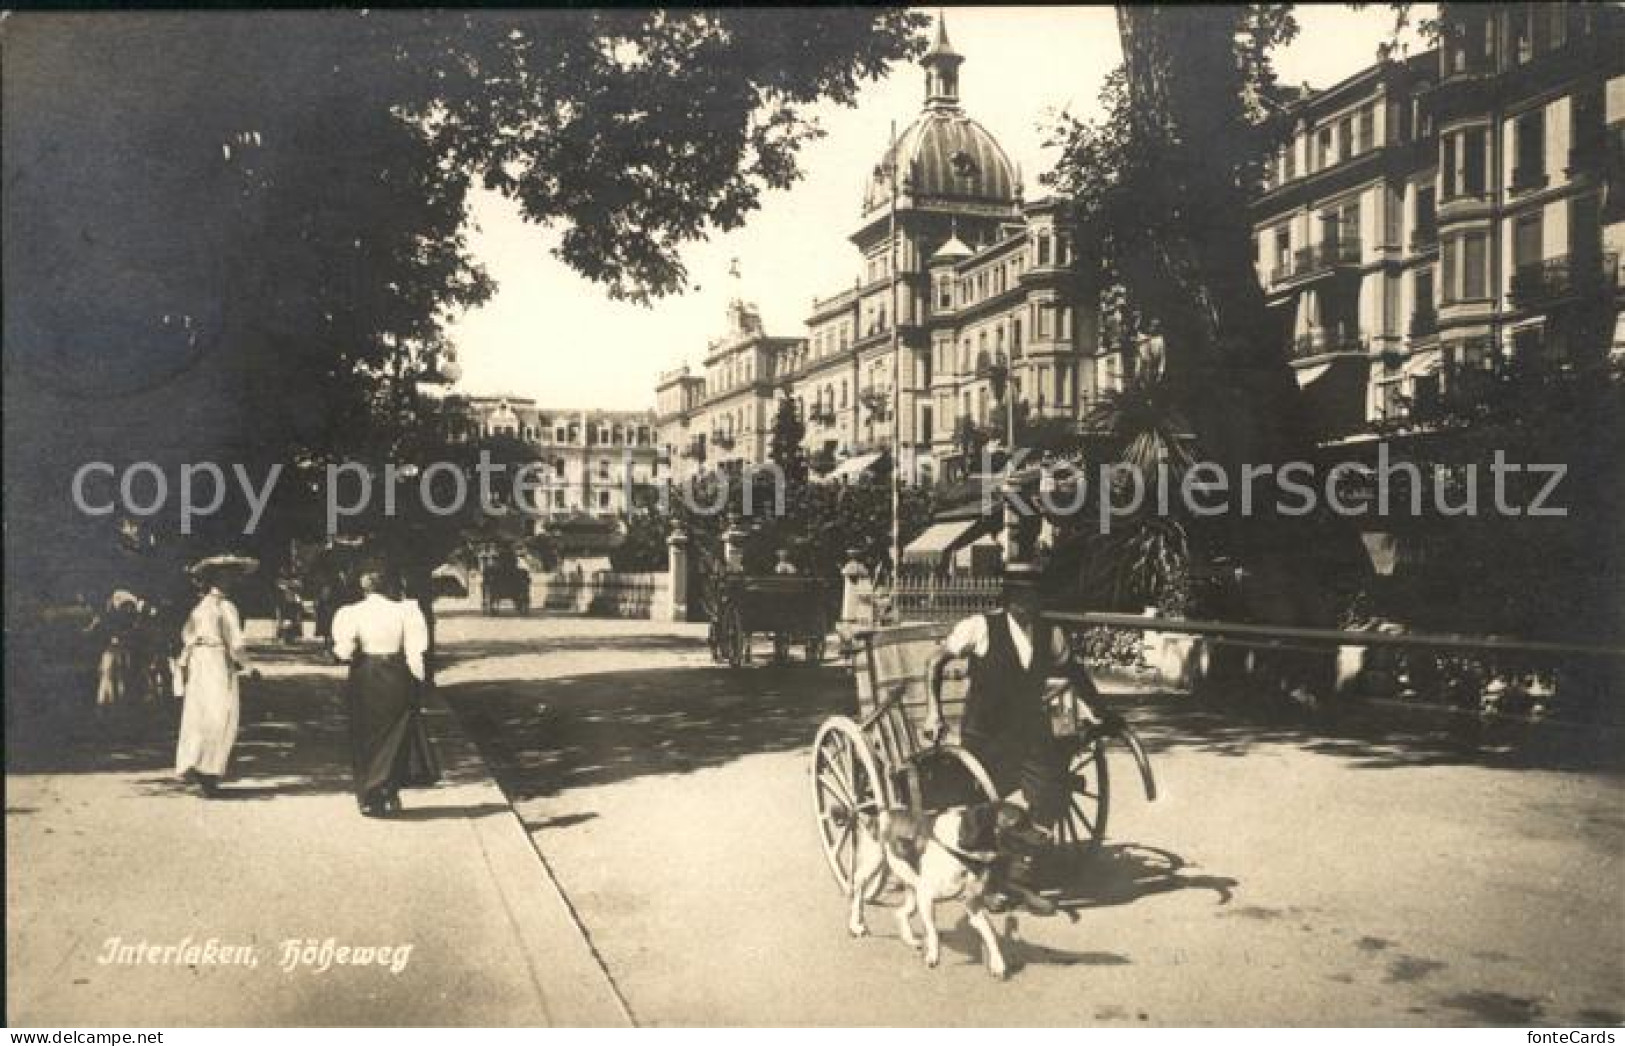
<box><xmin>1043</xmin><ymin>6</ymin><xmax>1368</xmax><ymax>625</ymax></box>
<box><xmin>768</xmin><ymin>391</ymin><xmax>810</xmax><ymax>490</ymax></box>
<box><xmin>951</xmin><ymin>416</ymin><xmax>993</xmax><ymax>475</ymax></box>
<box><xmin>4</xmin><ymin>10</ymin><xmax>927</xmax><ymax>601</ymax></box>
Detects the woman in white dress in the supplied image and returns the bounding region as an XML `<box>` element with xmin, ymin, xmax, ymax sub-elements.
<box><xmin>174</xmin><ymin>575</ymin><xmax>252</xmax><ymax>796</ymax></box>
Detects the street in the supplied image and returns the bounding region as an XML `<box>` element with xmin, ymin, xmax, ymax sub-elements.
<box><xmin>439</xmin><ymin>612</ymin><xmax>1625</xmax><ymax>1027</ymax></box>
<box><xmin>8</xmin><ymin>610</ymin><xmax>1622</xmax><ymax>1027</ymax></box>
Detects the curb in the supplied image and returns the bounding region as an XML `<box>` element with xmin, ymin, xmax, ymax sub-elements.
<box><xmin>424</xmin><ymin>689</ymin><xmax>636</xmax><ymax>1027</ymax></box>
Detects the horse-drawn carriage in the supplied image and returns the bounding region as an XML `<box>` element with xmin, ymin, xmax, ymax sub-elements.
<box><xmin>707</xmin><ymin>574</ymin><xmax>833</xmax><ymax>667</ymax></box>
<box><xmin>811</xmin><ymin>621</ymin><xmax>1158</xmax><ymax>894</ymax></box>
<box><xmin>481</xmin><ymin>560</ymin><xmax>531</xmax><ymax>615</ymax></box>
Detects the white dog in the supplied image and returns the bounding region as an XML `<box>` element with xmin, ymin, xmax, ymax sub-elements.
<box><xmin>847</xmin><ymin>801</ymin><xmax>1050</xmax><ymax>979</ymax></box>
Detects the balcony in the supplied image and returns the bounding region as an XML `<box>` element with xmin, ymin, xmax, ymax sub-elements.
<box><xmin>711</xmin><ymin>432</ymin><xmax>737</xmax><ymax>452</ymax></box>
<box><xmin>1509</xmin><ymin>252</ymin><xmax>1619</xmax><ymax>310</ymax></box>
<box><xmin>807</xmin><ymin>404</ymin><xmax>837</xmax><ymax>426</ymax></box>
<box><xmin>1274</xmin><ymin>239</ymin><xmax>1362</xmax><ymax>286</ymax></box>
<box><xmin>1292</xmin><ymin>327</ymin><xmax>1368</xmax><ymax>359</ymax></box>
<box><xmin>1409</xmin><ymin>224</ymin><xmax>1438</xmax><ymax>253</ymax></box>
<box><xmin>1408</xmin><ymin>308</ymin><xmax>1438</xmax><ymax>339</ymax></box>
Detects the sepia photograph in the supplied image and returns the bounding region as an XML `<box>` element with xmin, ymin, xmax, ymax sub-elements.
<box><xmin>4</xmin><ymin>2</ymin><xmax>1624</xmax><ymax>1033</ymax></box>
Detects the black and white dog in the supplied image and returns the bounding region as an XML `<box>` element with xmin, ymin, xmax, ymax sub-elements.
<box><xmin>847</xmin><ymin>801</ymin><xmax>1052</xmax><ymax>979</ymax></box>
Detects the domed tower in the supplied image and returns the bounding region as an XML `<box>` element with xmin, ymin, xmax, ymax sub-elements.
<box><xmin>857</xmin><ymin>13</ymin><xmax>1021</xmax><ymax>251</ymax></box>
<box><xmin>811</xmin><ymin>13</ymin><xmax>1029</xmax><ymax>482</ymax></box>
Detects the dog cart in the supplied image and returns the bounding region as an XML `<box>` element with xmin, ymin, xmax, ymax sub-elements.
<box><xmin>710</xmin><ymin>575</ymin><xmax>833</xmax><ymax>667</ymax></box>
<box><xmin>811</xmin><ymin>622</ymin><xmax>1158</xmax><ymax>893</ymax></box>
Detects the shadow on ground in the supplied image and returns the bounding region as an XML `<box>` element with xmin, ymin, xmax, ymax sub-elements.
<box><xmin>444</xmin><ymin>663</ymin><xmax>850</xmax><ymax>801</ymax></box>
<box><xmin>6</xmin><ymin>648</ymin><xmax>485</xmax><ymax>800</ymax></box>
<box><xmin>1110</xmin><ymin>691</ymin><xmax>1625</xmax><ymax>776</ymax></box>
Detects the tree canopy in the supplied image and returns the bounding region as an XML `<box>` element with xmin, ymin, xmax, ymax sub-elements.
<box><xmin>3</xmin><ymin>9</ymin><xmax>926</xmax><ymax>599</ymax></box>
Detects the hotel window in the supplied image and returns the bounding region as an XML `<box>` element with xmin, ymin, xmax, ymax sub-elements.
<box><xmin>599</xmin><ymin>491</ymin><xmax>611</xmax><ymax>510</ymax></box>
<box><xmin>1442</xmin><ymin>127</ymin><xmax>1487</xmax><ymax>199</ymax></box>
<box><xmin>1512</xmin><ymin>108</ymin><xmax>1546</xmax><ymax>191</ymax></box>
<box><xmin>1384</xmin><ymin>186</ymin><xmax>1403</xmax><ymax>247</ymax></box>
<box><xmin>1337</xmin><ymin>116</ymin><xmax>1354</xmax><ymax>163</ymax></box>
<box><xmin>1282</xmin><ymin>142</ymin><xmax>1297</xmax><ymax>181</ymax></box>
<box><xmin>1358</xmin><ymin>105</ymin><xmax>1375</xmax><ymax>153</ymax></box>
<box><xmin>1384</xmin><ymin>274</ymin><xmax>1401</xmax><ymax>337</ymax></box>
<box><xmin>1512</xmin><ymin>211</ymin><xmax>1544</xmax><ymax>271</ymax></box>
<box><xmin>1012</xmin><ymin>318</ymin><xmax>1023</xmax><ymax>353</ymax></box>
<box><xmin>1037</xmin><ymin>306</ymin><xmax>1053</xmax><ymax>338</ymax></box>
<box><xmin>1036</xmin><ymin>235</ymin><xmax>1051</xmax><ymax>266</ymax></box>
<box><xmin>1273</xmin><ymin>226</ymin><xmax>1290</xmax><ymax>275</ymax></box>
<box><xmin>1317</xmin><ymin>126</ymin><xmax>1334</xmax><ymax>170</ymax></box>
<box><xmin>1443</xmin><ymin>230</ymin><xmax>1490</xmax><ymax>302</ymax></box>
<box><xmin>1414</xmin><ymin>185</ymin><xmax>1437</xmax><ymax>246</ymax></box>
<box><xmin>920</xmin><ymin>405</ymin><xmax>933</xmax><ymax>443</ymax></box>
<box><xmin>1463</xmin><ymin>231</ymin><xmax>1488</xmax><ymax>299</ymax></box>
<box><xmin>1413</xmin><ymin>267</ymin><xmax>1435</xmax><ymax>326</ymax></box>
<box><xmin>1445</xmin><ymin>11</ymin><xmax>1491</xmax><ymax>75</ymax></box>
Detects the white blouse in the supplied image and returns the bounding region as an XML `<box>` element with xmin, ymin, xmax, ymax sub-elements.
<box><xmin>331</xmin><ymin>594</ymin><xmax>429</xmax><ymax>681</ymax></box>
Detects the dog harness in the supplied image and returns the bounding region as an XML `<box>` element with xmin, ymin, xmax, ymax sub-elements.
<box><xmin>929</xmin><ymin>824</ymin><xmax>999</xmax><ymax>870</ymax></box>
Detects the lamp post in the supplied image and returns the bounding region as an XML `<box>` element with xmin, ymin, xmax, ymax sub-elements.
<box><xmin>879</xmin><ymin>120</ymin><xmax>903</xmax><ymax>577</ymax></box>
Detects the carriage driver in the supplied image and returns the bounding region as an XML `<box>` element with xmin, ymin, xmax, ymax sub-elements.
<box><xmin>922</xmin><ymin>562</ymin><xmax>1093</xmax><ymax>833</ymax></box>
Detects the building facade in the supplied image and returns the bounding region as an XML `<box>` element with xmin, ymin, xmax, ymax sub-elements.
<box><xmin>655</xmin><ymin>16</ymin><xmax>1101</xmax><ymax>483</ymax></box>
<box><xmin>1252</xmin><ymin>2</ymin><xmax>1625</xmax><ymax>439</ymax></box>
<box><xmin>452</xmin><ymin>396</ymin><xmax>664</xmax><ymax>523</ymax></box>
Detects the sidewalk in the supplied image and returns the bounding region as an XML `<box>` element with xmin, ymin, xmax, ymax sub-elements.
<box><xmin>6</xmin><ymin>628</ymin><xmax>629</xmax><ymax>1027</ymax></box>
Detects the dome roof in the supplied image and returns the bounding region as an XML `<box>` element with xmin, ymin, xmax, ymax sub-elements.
<box><xmin>862</xmin><ymin>109</ymin><xmax>1019</xmax><ymax>215</ymax></box>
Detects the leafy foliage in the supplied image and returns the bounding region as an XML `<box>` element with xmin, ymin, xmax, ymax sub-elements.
<box><xmin>4</xmin><ymin>10</ymin><xmax>925</xmax><ymax>602</ymax></box>
<box><xmin>767</xmin><ymin>391</ymin><xmax>810</xmax><ymax>490</ymax></box>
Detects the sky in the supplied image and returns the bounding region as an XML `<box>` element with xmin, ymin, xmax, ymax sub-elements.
<box><xmin>445</xmin><ymin>5</ymin><xmax>1428</xmax><ymax>410</ymax></box>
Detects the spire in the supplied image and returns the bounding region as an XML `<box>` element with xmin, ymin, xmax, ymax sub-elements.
<box><xmin>922</xmin><ymin>11</ymin><xmax>964</xmax><ymax>111</ymax></box>
<box><xmin>926</xmin><ymin>9</ymin><xmax>957</xmax><ymax>58</ymax></box>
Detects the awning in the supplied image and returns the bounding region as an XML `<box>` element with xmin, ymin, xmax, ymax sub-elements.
<box><xmin>1295</xmin><ymin>361</ymin><xmax>1332</xmax><ymax>387</ymax></box>
<box><xmin>822</xmin><ymin>451</ymin><xmax>885</xmax><ymax>483</ymax></box>
<box><xmin>903</xmin><ymin>520</ymin><xmax>978</xmax><ymax>563</ymax></box>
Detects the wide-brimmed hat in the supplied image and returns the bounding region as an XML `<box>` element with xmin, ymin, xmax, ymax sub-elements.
<box><xmin>188</xmin><ymin>554</ymin><xmax>259</xmax><ymax>586</ymax></box>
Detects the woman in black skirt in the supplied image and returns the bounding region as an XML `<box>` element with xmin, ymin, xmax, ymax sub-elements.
<box><xmin>331</xmin><ymin>569</ymin><xmax>439</xmax><ymax>816</ymax></box>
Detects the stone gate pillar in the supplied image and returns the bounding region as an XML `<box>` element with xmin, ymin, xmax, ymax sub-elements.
<box><xmin>722</xmin><ymin>516</ymin><xmax>749</xmax><ymax>574</ymax></box>
<box><xmin>666</xmin><ymin>528</ymin><xmax>690</xmax><ymax>622</ymax></box>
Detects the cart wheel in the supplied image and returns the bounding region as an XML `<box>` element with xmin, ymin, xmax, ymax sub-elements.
<box><xmin>812</xmin><ymin>717</ymin><xmax>886</xmax><ymax>895</ymax></box>
<box><xmin>1049</xmin><ymin>734</ymin><xmax>1110</xmax><ymax>854</ymax></box>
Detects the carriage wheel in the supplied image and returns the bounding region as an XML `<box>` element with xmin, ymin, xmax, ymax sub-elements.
<box><xmin>812</xmin><ymin>717</ymin><xmax>886</xmax><ymax>894</ymax></box>
<box><xmin>1049</xmin><ymin>734</ymin><xmax>1110</xmax><ymax>854</ymax></box>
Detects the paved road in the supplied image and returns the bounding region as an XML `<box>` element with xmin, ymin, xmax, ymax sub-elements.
<box><xmin>6</xmin><ymin>624</ymin><xmax>626</xmax><ymax>1027</ymax></box>
<box><xmin>440</xmin><ymin>612</ymin><xmax>1625</xmax><ymax>1027</ymax></box>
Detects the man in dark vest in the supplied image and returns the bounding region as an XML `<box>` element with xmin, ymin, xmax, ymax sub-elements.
<box><xmin>923</xmin><ymin>562</ymin><xmax>1079</xmax><ymax>829</ymax></box>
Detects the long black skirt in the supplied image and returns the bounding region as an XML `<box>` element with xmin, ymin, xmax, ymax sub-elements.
<box><xmin>346</xmin><ymin>653</ymin><xmax>439</xmax><ymax>804</ymax></box>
